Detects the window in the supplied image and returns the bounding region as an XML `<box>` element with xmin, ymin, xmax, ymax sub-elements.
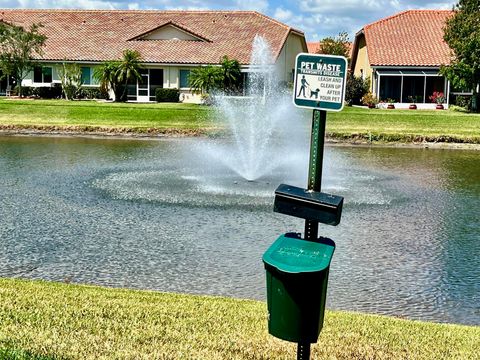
<box><xmin>81</xmin><ymin>67</ymin><xmax>91</xmax><ymax>85</ymax></box>
<box><xmin>34</xmin><ymin>66</ymin><xmax>53</xmax><ymax>83</ymax></box>
<box><xmin>179</xmin><ymin>69</ymin><xmax>190</xmax><ymax>88</ymax></box>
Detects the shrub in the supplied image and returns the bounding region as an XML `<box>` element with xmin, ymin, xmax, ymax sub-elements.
<box><xmin>361</xmin><ymin>92</ymin><xmax>378</xmax><ymax>107</ymax></box>
<box><xmin>16</xmin><ymin>86</ymin><xmax>32</xmax><ymax>97</ymax></box>
<box><xmin>34</xmin><ymin>84</ymin><xmax>62</xmax><ymax>99</ymax></box>
<box><xmin>455</xmin><ymin>95</ymin><xmax>472</xmax><ymax>110</ymax></box>
<box><xmin>155</xmin><ymin>88</ymin><xmax>180</xmax><ymax>102</ymax></box>
<box><xmin>429</xmin><ymin>91</ymin><xmax>445</xmax><ymax>104</ymax></box>
<box><xmin>345</xmin><ymin>73</ymin><xmax>369</xmax><ymax>105</ymax></box>
<box><xmin>78</xmin><ymin>87</ymin><xmax>109</xmax><ymax>100</ymax></box>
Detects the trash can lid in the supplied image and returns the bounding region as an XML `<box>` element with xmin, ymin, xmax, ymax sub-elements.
<box><xmin>262</xmin><ymin>233</ymin><xmax>335</xmax><ymax>273</ymax></box>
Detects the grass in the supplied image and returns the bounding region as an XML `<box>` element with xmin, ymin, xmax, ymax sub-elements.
<box><xmin>0</xmin><ymin>98</ymin><xmax>479</xmax><ymax>143</ymax></box>
<box><xmin>0</xmin><ymin>278</ymin><xmax>479</xmax><ymax>359</ymax></box>
<box><xmin>326</xmin><ymin>106</ymin><xmax>480</xmax><ymax>143</ymax></box>
<box><xmin>0</xmin><ymin>98</ymin><xmax>216</xmax><ymax>134</ymax></box>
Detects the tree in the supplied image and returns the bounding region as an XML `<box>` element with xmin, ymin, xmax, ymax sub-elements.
<box><xmin>116</xmin><ymin>49</ymin><xmax>143</xmax><ymax>102</ymax></box>
<box><xmin>0</xmin><ymin>22</ymin><xmax>47</xmax><ymax>97</ymax></box>
<box><xmin>93</xmin><ymin>49</ymin><xmax>143</xmax><ymax>102</ymax></box>
<box><xmin>220</xmin><ymin>55</ymin><xmax>242</xmax><ymax>93</ymax></box>
<box><xmin>93</xmin><ymin>61</ymin><xmax>121</xmax><ymax>100</ymax></box>
<box><xmin>345</xmin><ymin>73</ymin><xmax>369</xmax><ymax>106</ymax></box>
<box><xmin>317</xmin><ymin>31</ymin><xmax>350</xmax><ymax>59</ymax></box>
<box><xmin>442</xmin><ymin>0</ymin><xmax>480</xmax><ymax>112</ymax></box>
<box><xmin>188</xmin><ymin>65</ymin><xmax>223</xmax><ymax>94</ymax></box>
<box><xmin>58</xmin><ymin>62</ymin><xmax>83</xmax><ymax>100</ymax></box>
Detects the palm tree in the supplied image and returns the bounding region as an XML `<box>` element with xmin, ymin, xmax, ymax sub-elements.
<box><xmin>92</xmin><ymin>50</ymin><xmax>142</xmax><ymax>102</ymax></box>
<box><xmin>188</xmin><ymin>65</ymin><xmax>223</xmax><ymax>94</ymax></box>
<box><xmin>116</xmin><ymin>49</ymin><xmax>143</xmax><ymax>102</ymax></box>
<box><xmin>93</xmin><ymin>61</ymin><xmax>120</xmax><ymax>100</ymax></box>
<box><xmin>220</xmin><ymin>55</ymin><xmax>241</xmax><ymax>93</ymax></box>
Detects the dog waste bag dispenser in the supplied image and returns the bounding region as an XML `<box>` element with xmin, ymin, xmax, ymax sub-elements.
<box><xmin>263</xmin><ymin>233</ymin><xmax>335</xmax><ymax>343</ymax></box>
<box><xmin>262</xmin><ymin>53</ymin><xmax>348</xmax><ymax>359</ymax></box>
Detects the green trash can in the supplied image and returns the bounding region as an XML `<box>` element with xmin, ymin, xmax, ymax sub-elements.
<box><xmin>262</xmin><ymin>232</ymin><xmax>335</xmax><ymax>344</ymax></box>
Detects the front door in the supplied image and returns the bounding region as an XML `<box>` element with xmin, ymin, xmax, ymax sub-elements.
<box><xmin>137</xmin><ymin>71</ymin><xmax>149</xmax><ymax>102</ymax></box>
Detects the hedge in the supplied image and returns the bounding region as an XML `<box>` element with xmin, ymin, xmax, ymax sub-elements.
<box><xmin>155</xmin><ymin>88</ymin><xmax>180</xmax><ymax>102</ymax></box>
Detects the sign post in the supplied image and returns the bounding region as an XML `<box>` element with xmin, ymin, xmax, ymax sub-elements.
<box><xmin>295</xmin><ymin>53</ymin><xmax>347</xmax><ymax>360</ymax></box>
<box><xmin>297</xmin><ymin>53</ymin><xmax>347</xmax><ymax>360</ymax></box>
<box><xmin>263</xmin><ymin>53</ymin><xmax>347</xmax><ymax>360</ymax></box>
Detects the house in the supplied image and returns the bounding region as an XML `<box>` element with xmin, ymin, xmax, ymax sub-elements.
<box><xmin>0</xmin><ymin>9</ymin><xmax>307</xmax><ymax>101</ymax></box>
<box><xmin>350</xmin><ymin>10</ymin><xmax>469</xmax><ymax>109</ymax></box>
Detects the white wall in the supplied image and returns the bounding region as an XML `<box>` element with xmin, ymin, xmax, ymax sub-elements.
<box><xmin>143</xmin><ymin>25</ymin><xmax>199</xmax><ymax>41</ymax></box>
<box><xmin>275</xmin><ymin>32</ymin><xmax>307</xmax><ymax>83</ymax></box>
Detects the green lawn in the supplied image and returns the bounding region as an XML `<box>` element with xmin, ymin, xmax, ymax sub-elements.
<box><xmin>0</xmin><ymin>98</ymin><xmax>479</xmax><ymax>142</ymax></box>
<box><xmin>0</xmin><ymin>98</ymin><xmax>216</xmax><ymax>134</ymax></box>
<box><xmin>0</xmin><ymin>278</ymin><xmax>478</xmax><ymax>359</ymax></box>
<box><xmin>326</xmin><ymin>106</ymin><xmax>480</xmax><ymax>143</ymax></box>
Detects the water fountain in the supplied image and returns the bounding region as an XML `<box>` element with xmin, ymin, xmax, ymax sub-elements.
<box><xmin>196</xmin><ymin>35</ymin><xmax>308</xmax><ymax>182</ymax></box>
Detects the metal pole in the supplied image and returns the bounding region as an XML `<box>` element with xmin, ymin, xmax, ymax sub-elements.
<box><xmin>298</xmin><ymin>109</ymin><xmax>327</xmax><ymax>360</ymax></box>
<box><xmin>297</xmin><ymin>342</ymin><xmax>311</xmax><ymax>360</ymax></box>
<box><xmin>304</xmin><ymin>109</ymin><xmax>326</xmax><ymax>241</ymax></box>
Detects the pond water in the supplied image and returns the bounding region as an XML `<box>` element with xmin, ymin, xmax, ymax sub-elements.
<box><xmin>0</xmin><ymin>135</ymin><xmax>478</xmax><ymax>326</ymax></box>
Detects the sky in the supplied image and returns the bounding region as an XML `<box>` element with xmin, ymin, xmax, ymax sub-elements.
<box><xmin>0</xmin><ymin>0</ymin><xmax>457</xmax><ymax>41</ymax></box>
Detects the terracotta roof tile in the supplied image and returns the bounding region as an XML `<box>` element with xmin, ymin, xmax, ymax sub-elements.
<box><xmin>307</xmin><ymin>42</ymin><xmax>320</xmax><ymax>53</ymax></box>
<box><xmin>0</xmin><ymin>9</ymin><xmax>304</xmax><ymax>65</ymax></box>
<box><xmin>363</xmin><ymin>10</ymin><xmax>453</xmax><ymax>67</ymax></box>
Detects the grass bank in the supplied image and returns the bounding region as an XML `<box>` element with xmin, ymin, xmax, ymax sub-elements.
<box><xmin>0</xmin><ymin>278</ymin><xmax>478</xmax><ymax>359</ymax></box>
<box><xmin>0</xmin><ymin>98</ymin><xmax>479</xmax><ymax>143</ymax></box>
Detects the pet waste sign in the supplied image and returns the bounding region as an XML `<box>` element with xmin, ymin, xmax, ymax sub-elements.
<box><xmin>293</xmin><ymin>53</ymin><xmax>348</xmax><ymax>111</ymax></box>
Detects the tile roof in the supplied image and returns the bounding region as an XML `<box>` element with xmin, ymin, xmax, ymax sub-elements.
<box><xmin>0</xmin><ymin>9</ymin><xmax>305</xmax><ymax>65</ymax></box>
<box><xmin>307</xmin><ymin>41</ymin><xmax>320</xmax><ymax>54</ymax></box>
<box><xmin>362</xmin><ymin>10</ymin><xmax>453</xmax><ymax>67</ymax></box>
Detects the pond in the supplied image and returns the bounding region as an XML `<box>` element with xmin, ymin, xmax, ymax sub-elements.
<box><xmin>0</xmin><ymin>135</ymin><xmax>478</xmax><ymax>326</ymax></box>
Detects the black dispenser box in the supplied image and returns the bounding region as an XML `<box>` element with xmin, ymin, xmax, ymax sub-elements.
<box><xmin>273</xmin><ymin>184</ymin><xmax>343</xmax><ymax>226</ymax></box>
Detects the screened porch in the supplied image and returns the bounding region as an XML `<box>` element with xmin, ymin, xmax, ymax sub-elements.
<box><xmin>376</xmin><ymin>69</ymin><xmax>448</xmax><ymax>105</ymax></box>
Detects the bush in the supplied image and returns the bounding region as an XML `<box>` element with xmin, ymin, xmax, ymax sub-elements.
<box><xmin>17</xmin><ymin>86</ymin><xmax>33</xmax><ymax>97</ymax></box>
<box><xmin>345</xmin><ymin>73</ymin><xmax>369</xmax><ymax>106</ymax></box>
<box><xmin>32</xmin><ymin>84</ymin><xmax>62</xmax><ymax>99</ymax></box>
<box><xmin>155</xmin><ymin>88</ymin><xmax>180</xmax><ymax>102</ymax></box>
<box><xmin>78</xmin><ymin>87</ymin><xmax>109</xmax><ymax>100</ymax></box>
<box><xmin>455</xmin><ymin>95</ymin><xmax>472</xmax><ymax>111</ymax></box>
<box><xmin>361</xmin><ymin>92</ymin><xmax>378</xmax><ymax>107</ymax></box>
